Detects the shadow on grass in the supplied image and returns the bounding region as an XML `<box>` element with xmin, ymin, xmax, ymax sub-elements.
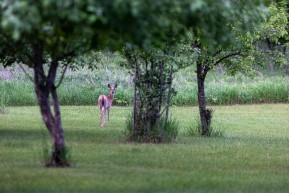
<box><xmin>0</xmin><ymin>126</ymin><xmax>287</xmax><ymax>148</ymax></box>
<box><xmin>0</xmin><ymin>127</ymin><xmax>124</xmax><ymax>145</ymax></box>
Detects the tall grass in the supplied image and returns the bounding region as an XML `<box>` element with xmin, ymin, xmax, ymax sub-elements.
<box><xmin>0</xmin><ymin>81</ymin><xmax>36</xmax><ymax>106</ymax></box>
<box><xmin>0</xmin><ymin>65</ymin><xmax>288</xmax><ymax>106</ymax></box>
<box><xmin>172</xmin><ymin>76</ymin><xmax>288</xmax><ymax>105</ymax></box>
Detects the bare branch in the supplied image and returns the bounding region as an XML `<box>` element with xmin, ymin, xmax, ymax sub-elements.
<box><xmin>55</xmin><ymin>64</ymin><xmax>68</xmax><ymax>88</ymax></box>
<box><xmin>47</xmin><ymin>59</ymin><xmax>59</xmax><ymax>85</ymax></box>
<box><xmin>213</xmin><ymin>51</ymin><xmax>243</xmax><ymax>66</ymax></box>
<box><xmin>19</xmin><ymin>63</ymin><xmax>34</xmax><ymax>82</ymax></box>
<box><xmin>159</xmin><ymin>106</ymin><xmax>167</xmax><ymax>117</ymax></box>
<box><xmin>159</xmin><ymin>92</ymin><xmax>175</xmax><ymax>118</ymax></box>
<box><xmin>212</xmin><ymin>49</ymin><xmax>222</xmax><ymax>57</ymax></box>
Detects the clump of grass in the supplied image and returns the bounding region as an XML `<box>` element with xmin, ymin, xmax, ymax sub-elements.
<box><xmin>187</xmin><ymin>114</ymin><xmax>224</xmax><ymax>137</ymax></box>
<box><xmin>0</xmin><ymin>90</ymin><xmax>8</xmax><ymax>114</ymax></box>
<box><xmin>158</xmin><ymin>117</ymin><xmax>179</xmax><ymax>143</ymax></box>
<box><xmin>0</xmin><ymin>103</ymin><xmax>6</xmax><ymax>114</ymax></box>
<box><xmin>45</xmin><ymin>147</ymin><xmax>71</xmax><ymax>168</ymax></box>
<box><xmin>40</xmin><ymin>127</ymin><xmax>72</xmax><ymax>168</ymax></box>
<box><xmin>125</xmin><ymin>114</ymin><xmax>179</xmax><ymax>143</ymax></box>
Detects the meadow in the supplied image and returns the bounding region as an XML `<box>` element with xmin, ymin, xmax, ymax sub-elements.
<box><xmin>0</xmin><ymin>64</ymin><xmax>288</xmax><ymax>107</ymax></box>
<box><xmin>0</xmin><ymin>104</ymin><xmax>288</xmax><ymax>193</ymax></box>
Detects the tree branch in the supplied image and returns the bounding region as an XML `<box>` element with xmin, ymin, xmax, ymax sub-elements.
<box><xmin>19</xmin><ymin>63</ymin><xmax>34</xmax><ymax>82</ymax></box>
<box><xmin>212</xmin><ymin>49</ymin><xmax>222</xmax><ymax>57</ymax></box>
<box><xmin>213</xmin><ymin>51</ymin><xmax>243</xmax><ymax>66</ymax></box>
<box><xmin>55</xmin><ymin>64</ymin><xmax>68</xmax><ymax>88</ymax></box>
<box><xmin>50</xmin><ymin>48</ymin><xmax>84</xmax><ymax>88</ymax></box>
<box><xmin>47</xmin><ymin>59</ymin><xmax>59</xmax><ymax>87</ymax></box>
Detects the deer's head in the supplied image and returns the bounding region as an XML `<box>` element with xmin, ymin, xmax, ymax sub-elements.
<box><xmin>108</xmin><ymin>83</ymin><xmax>118</xmax><ymax>96</ymax></box>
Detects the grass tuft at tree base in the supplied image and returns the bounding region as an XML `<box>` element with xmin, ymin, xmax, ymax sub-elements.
<box><xmin>125</xmin><ymin>115</ymin><xmax>179</xmax><ymax>143</ymax></box>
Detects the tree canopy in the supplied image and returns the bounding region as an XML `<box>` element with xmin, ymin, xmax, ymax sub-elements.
<box><xmin>0</xmin><ymin>0</ymin><xmax>269</xmax><ymax>65</ymax></box>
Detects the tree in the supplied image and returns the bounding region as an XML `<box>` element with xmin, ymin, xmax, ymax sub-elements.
<box><xmin>0</xmin><ymin>0</ymin><xmax>107</xmax><ymax>167</ymax></box>
<box><xmin>190</xmin><ymin>1</ymin><xmax>288</xmax><ymax>135</ymax></box>
<box><xmin>124</xmin><ymin>44</ymin><xmax>193</xmax><ymax>143</ymax></box>
<box><xmin>125</xmin><ymin>50</ymin><xmax>176</xmax><ymax>143</ymax></box>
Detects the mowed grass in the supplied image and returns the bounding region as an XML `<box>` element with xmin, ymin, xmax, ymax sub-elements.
<box><xmin>0</xmin><ymin>104</ymin><xmax>288</xmax><ymax>193</ymax></box>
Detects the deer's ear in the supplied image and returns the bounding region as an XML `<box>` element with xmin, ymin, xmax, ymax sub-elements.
<box><xmin>115</xmin><ymin>83</ymin><xmax>118</xmax><ymax>88</ymax></box>
<box><xmin>108</xmin><ymin>84</ymin><xmax>111</xmax><ymax>88</ymax></box>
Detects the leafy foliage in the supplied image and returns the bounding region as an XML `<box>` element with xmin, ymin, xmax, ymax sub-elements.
<box><xmin>219</xmin><ymin>1</ymin><xmax>288</xmax><ymax>75</ymax></box>
<box><xmin>254</xmin><ymin>1</ymin><xmax>289</xmax><ymax>69</ymax></box>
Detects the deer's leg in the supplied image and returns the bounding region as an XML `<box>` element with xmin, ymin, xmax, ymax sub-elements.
<box><xmin>99</xmin><ymin>108</ymin><xmax>103</xmax><ymax>127</ymax></box>
<box><xmin>103</xmin><ymin>109</ymin><xmax>106</xmax><ymax>126</ymax></box>
<box><xmin>100</xmin><ymin>106</ymin><xmax>106</xmax><ymax>127</ymax></box>
<box><xmin>107</xmin><ymin>108</ymin><xmax>110</xmax><ymax>125</ymax></box>
<box><xmin>99</xmin><ymin>112</ymin><xmax>102</xmax><ymax>127</ymax></box>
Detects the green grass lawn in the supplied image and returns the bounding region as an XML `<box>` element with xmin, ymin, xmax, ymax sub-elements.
<box><xmin>0</xmin><ymin>104</ymin><xmax>288</xmax><ymax>193</ymax></box>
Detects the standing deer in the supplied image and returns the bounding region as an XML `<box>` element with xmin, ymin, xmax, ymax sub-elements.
<box><xmin>98</xmin><ymin>83</ymin><xmax>117</xmax><ymax>127</ymax></box>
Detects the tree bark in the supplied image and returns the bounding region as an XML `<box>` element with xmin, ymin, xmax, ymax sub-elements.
<box><xmin>158</xmin><ymin>61</ymin><xmax>164</xmax><ymax>116</ymax></box>
<box><xmin>33</xmin><ymin>43</ymin><xmax>68</xmax><ymax>167</ymax></box>
<box><xmin>165</xmin><ymin>65</ymin><xmax>173</xmax><ymax>128</ymax></box>
<box><xmin>48</xmin><ymin>60</ymin><xmax>67</xmax><ymax>167</ymax></box>
<box><xmin>196</xmin><ymin>62</ymin><xmax>212</xmax><ymax>136</ymax></box>
<box><xmin>133</xmin><ymin>61</ymin><xmax>137</xmax><ymax>133</ymax></box>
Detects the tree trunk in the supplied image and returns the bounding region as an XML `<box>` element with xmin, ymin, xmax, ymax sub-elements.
<box><xmin>165</xmin><ymin>65</ymin><xmax>173</xmax><ymax>128</ymax></box>
<box><xmin>33</xmin><ymin>44</ymin><xmax>68</xmax><ymax>167</ymax></box>
<box><xmin>263</xmin><ymin>39</ymin><xmax>275</xmax><ymax>74</ymax></box>
<box><xmin>196</xmin><ymin>62</ymin><xmax>212</xmax><ymax>136</ymax></box>
<box><xmin>133</xmin><ymin>62</ymin><xmax>137</xmax><ymax>133</ymax></box>
<box><xmin>158</xmin><ymin>61</ymin><xmax>164</xmax><ymax>116</ymax></box>
<box><xmin>50</xmin><ymin>89</ymin><xmax>67</xmax><ymax>166</ymax></box>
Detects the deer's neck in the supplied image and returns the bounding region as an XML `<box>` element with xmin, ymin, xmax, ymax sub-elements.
<box><xmin>107</xmin><ymin>93</ymin><xmax>114</xmax><ymax>101</ymax></box>
<box><xmin>105</xmin><ymin>93</ymin><xmax>114</xmax><ymax>108</ymax></box>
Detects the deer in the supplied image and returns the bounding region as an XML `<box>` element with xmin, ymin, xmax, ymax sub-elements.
<box><xmin>98</xmin><ymin>83</ymin><xmax>118</xmax><ymax>127</ymax></box>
